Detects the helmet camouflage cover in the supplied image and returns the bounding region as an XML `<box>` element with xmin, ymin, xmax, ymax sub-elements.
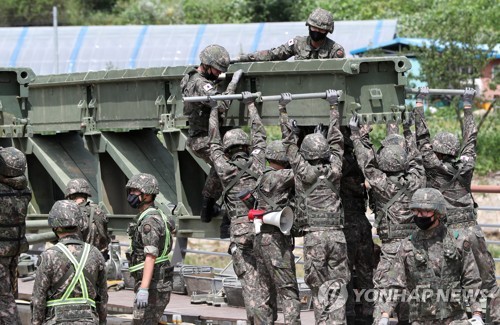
<box><xmin>65</xmin><ymin>178</ymin><xmax>92</xmax><ymax>198</ymax></box>
<box><xmin>223</xmin><ymin>128</ymin><xmax>250</xmax><ymax>152</ymax></box>
<box><xmin>300</xmin><ymin>133</ymin><xmax>330</xmax><ymax>160</ymax></box>
<box><xmin>199</xmin><ymin>44</ymin><xmax>230</xmax><ymax>72</ymax></box>
<box><xmin>377</xmin><ymin>145</ymin><xmax>408</xmax><ymax>172</ymax></box>
<box><xmin>432</xmin><ymin>132</ymin><xmax>460</xmax><ymax>156</ymax></box>
<box><xmin>410</xmin><ymin>188</ymin><xmax>447</xmax><ymax>216</ymax></box>
<box><xmin>265</xmin><ymin>140</ymin><xmax>288</xmax><ymax>162</ymax></box>
<box><xmin>0</xmin><ymin>147</ymin><xmax>27</xmax><ymax>177</ymax></box>
<box><xmin>306</xmin><ymin>8</ymin><xmax>334</xmax><ymax>33</ymax></box>
<box><xmin>126</xmin><ymin>173</ymin><xmax>160</xmax><ymax>195</ymax></box>
<box><xmin>381</xmin><ymin>134</ymin><xmax>405</xmax><ymax>148</ymax></box>
<box><xmin>48</xmin><ymin>200</ymin><xmax>82</xmax><ymax>228</ymax></box>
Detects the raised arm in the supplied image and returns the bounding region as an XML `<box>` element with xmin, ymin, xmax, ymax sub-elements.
<box><xmin>246</xmin><ymin>92</ymin><xmax>267</xmax><ymax>172</ymax></box>
<box><xmin>208</xmin><ymin>99</ymin><xmax>229</xmax><ymax>170</ymax></box>
<box><xmin>325</xmin><ymin>89</ymin><xmax>344</xmax><ymax>166</ymax></box>
<box><xmin>402</xmin><ymin>108</ymin><xmax>420</xmax><ymax>161</ymax></box>
<box><xmin>414</xmin><ymin>87</ymin><xmax>441</xmax><ymax>169</ymax></box>
<box><xmin>459</xmin><ymin>88</ymin><xmax>478</xmax><ymax>172</ymax></box>
<box><xmin>235</xmin><ymin>39</ymin><xmax>296</xmax><ymax>62</ymax></box>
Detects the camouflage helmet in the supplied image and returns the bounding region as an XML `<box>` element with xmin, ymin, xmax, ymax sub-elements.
<box><xmin>48</xmin><ymin>200</ymin><xmax>82</xmax><ymax>228</ymax></box>
<box><xmin>381</xmin><ymin>134</ymin><xmax>405</xmax><ymax>148</ymax></box>
<box><xmin>265</xmin><ymin>140</ymin><xmax>287</xmax><ymax>162</ymax></box>
<box><xmin>377</xmin><ymin>145</ymin><xmax>408</xmax><ymax>172</ymax></box>
<box><xmin>432</xmin><ymin>132</ymin><xmax>460</xmax><ymax>156</ymax></box>
<box><xmin>300</xmin><ymin>133</ymin><xmax>330</xmax><ymax>160</ymax></box>
<box><xmin>410</xmin><ymin>188</ymin><xmax>447</xmax><ymax>216</ymax></box>
<box><xmin>223</xmin><ymin>128</ymin><xmax>250</xmax><ymax>152</ymax></box>
<box><xmin>199</xmin><ymin>44</ymin><xmax>230</xmax><ymax>73</ymax></box>
<box><xmin>306</xmin><ymin>8</ymin><xmax>334</xmax><ymax>33</ymax></box>
<box><xmin>0</xmin><ymin>147</ymin><xmax>27</xmax><ymax>177</ymax></box>
<box><xmin>126</xmin><ymin>173</ymin><xmax>160</xmax><ymax>195</ymax></box>
<box><xmin>65</xmin><ymin>178</ymin><xmax>92</xmax><ymax>198</ymax></box>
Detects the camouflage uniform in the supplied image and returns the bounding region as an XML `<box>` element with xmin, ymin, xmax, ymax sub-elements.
<box><xmin>281</xmin><ymin>102</ymin><xmax>350</xmax><ymax>324</ymax></box>
<box><xmin>181</xmin><ymin>45</ymin><xmax>237</xmax><ymax>202</ymax></box>
<box><xmin>65</xmin><ymin>178</ymin><xmax>111</xmax><ymax>252</ymax></box>
<box><xmin>350</xmin><ymin>122</ymin><xmax>426</xmax><ymax>323</ymax></box>
<box><xmin>208</xmin><ymin>99</ymin><xmax>267</xmax><ymax>324</ymax></box>
<box><xmin>237</xmin><ymin>8</ymin><xmax>345</xmax><ymax>62</ymax></box>
<box><xmin>31</xmin><ymin>200</ymin><xmax>108</xmax><ymax>325</ymax></box>
<box><xmin>415</xmin><ymin>103</ymin><xmax>498</xmax><ymax>321</ymax></box>
<box><xmin>126</xmin><ymin>173</ymin><xmax>174</xmax><ymax>325</ymax></box>
<box><xmin>379</xmin><ymin>189</ymin><xmax>483</xmax><ymax>324</ymax></box>
<box><xmin>253</xmin><ymin>140</ymin><xmax>301</xmax><ymax>324</ymax></box>
<box><xmin>339</xmin><ymin>128</ymin><xmax>374</xmax><ymax>324</ymax></box>
<box><xmin>0</xmin><ymin>147</ymin><xmax>31</xmax><ymax>324</ymax></box>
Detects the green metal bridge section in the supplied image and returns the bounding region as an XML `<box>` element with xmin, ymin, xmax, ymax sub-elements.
<box><xmin>0</xmin><ymin>57</ymin><xmax>412</xmax><ymax>238</ymax></box>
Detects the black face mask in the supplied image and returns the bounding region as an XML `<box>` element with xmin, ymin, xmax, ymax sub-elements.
<box><xmin>127</xmin><ymin>193</ymin><xmax>141</xmax><ymax>209</ymax></box>
<box><xmin>309</xmin><ymin>29</ymin><xmax>327</xmax><ymax>42</ymax></box>
<box><xmin>201</xmin><ymin>65</ymin><xmax>219</xmax><ymax>81</ymax></box>
<box><xmin>414</xmin><ymin>216</ymin><xmax>435</xmax><ymax>230</ymax></box>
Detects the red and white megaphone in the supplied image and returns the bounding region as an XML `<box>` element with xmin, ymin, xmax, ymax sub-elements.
<box><xmin>248</xmin><ymin>207</ymin><xmax>294</xmax><ymax>235</ymax></box>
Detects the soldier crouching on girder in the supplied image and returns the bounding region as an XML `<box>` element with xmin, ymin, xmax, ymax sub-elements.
<box><xmin>180</xmin><ymin>44</ymin><xmax>243</xmax><ymax>228</ymax></box>
<box><xmin>280</xmin><ymin>89</ymin><xmax>350</xmax><ymax>324</ymax></box>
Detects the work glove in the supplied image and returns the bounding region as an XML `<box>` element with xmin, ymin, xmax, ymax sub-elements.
<box><xmin>230</xmin><ymin>69</ymin><xmax>243</xmax><ymax>85</ymax></box>
<box><xmin>279</xmin><ymin>92</ymin><xmax>293</xmax><ymax>107</ymax></box>
<box><xmin>290</xmin><ymin>119</ymin><xmax>301</xmax><ymax>136</ymax></box>
<box><xmin>378</xmin><ymin>317</ymin><xmax>389</xmax><ymax>325</ymax></box>
<box><xmin>469</xmin><ymin>314</ymin><xmax>484</xmax><ymax>324</ymax></box>
<box><xmin>241</xmin><ymin>91</ymin><xmax>254</xmax><ymax>105</ymax></box>
<box><xmin>463</xmin><ymin>87</ymin><xmax>475</xmax><ymax>108</ymax></box>
<box><xmin>314</xmin><ymin>123</ymin><xmax>327</xmax><ymax>138</ymax></box>
<box><xmin>402</xmin><ymin>110</ymin><xmax>414</xmax><ymax>129</ymax></box>
<box><xmin>416</xmin><ymin>86</ymin><xmax>429</xmax><ymax>104</ymax></box>
<box><xmin>135</xmin><ymin>288</ymin><xmax>149</xmax><ymax>308</ymax></box>
<box><xmin>325</xmin><ymin>89</ymin><xmax>339</xmax><ymax>106</ymax></box>
<box><xmin>231</xmin><ymin>54</ymin><xmax>250</xmax><ymax>63</ymax></box>
<box><xmin>349</xmin><ymin>114</ymin><xmax>360</xmax><ymax>132</ymax></box>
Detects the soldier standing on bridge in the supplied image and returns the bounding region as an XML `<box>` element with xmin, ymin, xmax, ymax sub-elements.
<box><xmin>280</xmin><ymin>89</ymin><xmax>350</xmax><ymax>323</ymax></box>
<box><xmin>0</xmin><ymin>147</ymin><xmax>32</xmax><ymax>324</ymax></box>
<box><xmin>65</xmin><ymin>178</ymin><xmax>111</xmax><ymax>255</ymax></box>
<box><xmin>234</xmin><ymin>8</ymin><xmax>345</xmax><ymax>62</ymax></box>
<box><xmin>125</xmin><ymin>173</ymin><xmax>175</xmax><ymax>325</ymax></box>
<box><xmin>377</xmin><ymin>188</ymin><xmax>484</xmax><ymax>325</ymax></box>
<box><xmin>31</xmin><ymin>200</ymin><xmax>108</xmax><ymax>325</ymax></box>
<box><xmin>414</xmin><ymin>87</ymin><xmax>499</xmax><ymax>322</ymax></box>
<box><xmin>208</xmin><ymin>91</ymin><xmax>267</xmax><ymax>324</ymax></box>
<box><xmin>181</xmin><ymin>44</ymin><xmax>244</xmax><ymax>224</ymax></box>
<box><xmin>349</xmin><ymin>112</ymin><xmax>426</xmax><ymax>325</ymax></box>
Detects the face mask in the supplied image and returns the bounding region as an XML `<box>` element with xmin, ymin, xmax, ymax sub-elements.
<box><xmin>414</xmin><ymin>216</ymin><xmax>435</xmax><ymax>230</ymax></box>
<box><xmin>309</xmin><ymin>29</ymin><xmax>327</xmax><ymax>42</ymax></box>
<box><xmin>127</xmin><ymin>193</ymin><xmax>141</xmax><ymax>209</ymax></box>
<box><xmin>201</xmin><ymin>66</ymin><xmax>219</xmax><ymax>81</ymax></box>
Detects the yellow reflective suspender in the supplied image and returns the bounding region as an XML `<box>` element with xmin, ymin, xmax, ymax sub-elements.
<box><xmin>46</xmin><ymin>242</ymin><xmax>96</xmax><ymax>308</ymax></box>
<box><xmin>129</xmin><ymin>207</ymin><xmax>171</xmax><ymax>273</ymax></box>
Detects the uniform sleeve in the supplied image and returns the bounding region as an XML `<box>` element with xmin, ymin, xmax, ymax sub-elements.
<box><xmin>243</xmin><ymin>38</ymin><xmax>296</xmax><ymax>61</ymax></box>
<box><xmin>281</xmin><ymin>113</ymin><xmax>306</xmax><ymax>177</ymax></box>
<box><xmin>195</xmin><ymin>78</ymin><xmax>231</xmax><ymax>114</ymax></box>
<box><xmin>460</xmin><ymin>239</ymin><xmax>483</xmax><ymax>313</ymax></box>
<box><xmin>377</xmin><ymin>243</ymin><xmax>408</xmax><ymax>317</ymax></box>
<box><xmin>31</xmin><ymin>253</ymin><xmax>52</xmax><ymax>325</ymax></box>
<box><xmin>248</xmin><ymin>103</ymin><xmax>267</xmax><ymax>173</ymax></box>
<box><xmin>140</xmin><ymin>216</ymin><xmax>165</xmax><ymax>257</ymax></box>
<box><xmin>405</xmin><ymin>145</ymin><xmax>426</xmax><ymax>191</ymax></box>
<box><xmin>351</xmin><ymin>136</ymin><xmax>390</xmax><ymax>194</ymax></box>
<box><xmin>209</xmin><ymin>106</ymin><xmax>232</xmax><ymax>175</ymax></box>
<box><xmin>327</xmin><ymin>105</ymin><xmax>344</xmax><ymax>171</ymax></box>
<box><xmin>386</xmin><ymin>121</ymin><xmax>400</xmax><ymax>136</ymax></box>
<box><xmin>403</xmin><ymin>124</ymin><xmax>420</xmax><ymax>161</ymax></box>
<box><xmin>459</xmin><ymin>109</ymin><xmax>477</xmax><ymax>173</ymax></box>
<box><xmin>415</xmin><ymin>106</ymin><xmax>441</xmax><ymax>169</ymax></box>
<box><xmin>95</xmin><ymin>252</ymin><xmax>108</xmax><ymax>324</ymax></box>
<box><xmin>330</xmin><ymin>43</ymin><xmax>346</xmax><ymax>58</ymax></box>
<box><xmin>94</xmin><ymin>207</ymin><xmax>111</xmax><ymax>251</ymax></box>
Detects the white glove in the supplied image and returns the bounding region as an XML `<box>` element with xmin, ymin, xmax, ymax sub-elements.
<box><xmin>135</xmin><ymin>287</ymin><xmax>149</xmax><ymax>308</ymax></box>
<box><xmin>378</xmin><ymin>316</ymin><xmax>389</xmax><ymax>325</ymax></box>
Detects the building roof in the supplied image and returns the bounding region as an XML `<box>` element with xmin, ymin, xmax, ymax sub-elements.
<box><xmin>0</xmin><ymin>20</ymin><xmax>397</xmax><ymax>75</ymax></box>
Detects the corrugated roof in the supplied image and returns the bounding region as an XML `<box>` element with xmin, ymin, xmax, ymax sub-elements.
<box><xmin>0</xmin><ymin>20</ymin><xmax>397</xmax><ymax>75</ymax></box>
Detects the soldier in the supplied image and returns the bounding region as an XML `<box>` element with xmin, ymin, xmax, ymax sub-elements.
<box><xmin>349</xmin><ymin>113</ymin><xmax>426</xmax><ymax>325</ymax></box>
<box><xmin>234</xmin><ymin>8</ymin><xmax>345</xmax><ymax>62</ymax></box>
<box><xmin>0</xmin><ymin>147</ymin><xmax>31</xmax><ymax>324</ymax></box>
<box><xmin>414</xmin><ymin>87</ymin><xmax>499</xmax><ymax>322</ymax></box>
<box><xmin>280</xmin><ymin>89</ymin><xmax>350</xmax><ymax>324</ymax></box>
<box><xmin>125</xmin><ymin>173</ymin><xmax>174</xmax><ymax>325</ymax></box>
<box><xmin>377</xmin><ymin>188</ymin><xmax>484</xmax><ymax>325</ymax></box>
<box><xmin>65</xmin><ymin>178</ymin><xmax>111</xmax><ymax>253</ymax></box>
<box><xmin>253</xmin><ymin>139</ymin><xmax>301</xmax><ymax>324</ymax></box>
<box><xmin>208</xmin><ymin>91</ymin><xmax>267</xmax><ymax>324</ymax></box>
<box><xmin>181</xmin><ymin>44</ymin><xmax>243</xmax><ymax>223</ymax></box>
<box><xmin>32</xmin><ymin>200</ymin><xmax>108</xmax><ymax>325</ymax></box>
<box><xmin>338</xmin><ymin>127</ymin><xmax>374</xmax><ymax>325</ymax></box>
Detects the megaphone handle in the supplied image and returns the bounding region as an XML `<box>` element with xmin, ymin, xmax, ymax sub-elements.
<box><xmin>254</xmin><ymin>219</ymin><xmax>263</xmax><ymax>235</ymax></box>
